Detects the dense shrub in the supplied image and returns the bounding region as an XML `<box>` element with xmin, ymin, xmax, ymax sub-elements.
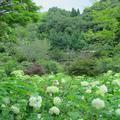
<box><xmin>24</xmin><ymin>62</ymin><xmax>45</xmax><ymax>76</ymax></box>
<box><xmin>49</xmin><ymin>49</ymin><xmax>65</xmax><ymax>62</ymax></box>
<box><xmin>96</xmin><ymin>55</ymin><xmax>120</xmax><ymax>73</ymax></box>
<box><xmin>15</xmin><ymin>39</ymin><xmax>49</xmax><ymax>61</ymax></box>
<box><xmin>38</xmin><ymin>60</ymin><xmax>63</xmax><ymax>74</ymax></box>
<box><xmin>67</xmin><ymin>58</ymin><xmax>98</xmax><ymax>76</ymax></box>
<box><xmin>67</xmin><ymin>55</ymin><xmax>120</xmax><ymax>76</ymax></box>
<box><xmin>4</xmin><ymin>60</ymin><xmax>18</xmax><ymax>75</ymax></box>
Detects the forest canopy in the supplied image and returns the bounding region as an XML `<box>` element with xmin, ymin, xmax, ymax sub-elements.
<box><xmin>0</xmin><ymin>0</ymin><xmax>120</xmax><ymax>75</ymax></box>
<box><xmin>37</xmin><ymin>0</ymin><xmax>120</xmax><ymax>75</ymax></box>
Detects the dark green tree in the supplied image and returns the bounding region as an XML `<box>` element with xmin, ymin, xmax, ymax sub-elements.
<box><xmin>71</xmin><ymin>8</ymin><xmax>77</xmax><ymax>17</ymax></box>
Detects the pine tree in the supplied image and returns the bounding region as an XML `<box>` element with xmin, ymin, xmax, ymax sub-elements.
<box><xmin>71</xmin><ymin>8</ymin><xmax>77</xmax><ymax>17</ymax></box>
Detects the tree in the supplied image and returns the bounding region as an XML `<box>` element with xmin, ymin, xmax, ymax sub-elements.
<box><xmin>0</xmin><ymin>0</ymin><xmax>40</xmax><ymax>25</ymax></box>
<box><xmin>70</xmin><ymin>8</ymin><xmax>79</xmax><ymax>17</ymax></box>
<box><xmin>76</xmin><ymin>9</ymin><xmax>80</xmax><ymax>15</ymax></box>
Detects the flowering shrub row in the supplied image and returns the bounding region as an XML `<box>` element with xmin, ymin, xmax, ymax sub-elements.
<box><xmin>0</xmin><ymin>70</ymin><xmax>120</xmax><ymax>119</ymax></box>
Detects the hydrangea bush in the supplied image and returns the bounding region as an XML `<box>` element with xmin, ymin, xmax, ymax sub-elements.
<box><xmin>0</xmin><ymin>70</ymin><xmax>120</xmax><ymax>119</ymax></box>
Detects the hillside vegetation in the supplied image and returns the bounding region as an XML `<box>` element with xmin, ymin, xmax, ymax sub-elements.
<box><xmin>0</xmin><ymin>0</ymin><xmax>120</xmax><ymax>119</ymax></box>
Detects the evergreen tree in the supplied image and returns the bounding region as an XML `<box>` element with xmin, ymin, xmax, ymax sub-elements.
<box><xmin>71</xmin><ymin>8</ymin><xmax>77</xmax><ymax>17</ymax></box>
<box><xmin>76</xmin><ymin>9</ymin><xmax>80</xmax><ymax>15</ymax></box>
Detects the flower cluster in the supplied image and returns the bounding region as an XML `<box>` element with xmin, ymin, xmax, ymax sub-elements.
<box><xmin>53</xmin><ymin>97</ymin><xmax>61</xmax><ymax>106</ymax></box>
<box><xmin>112</xmin><ymin>79</ymin><xmax>120</xmax><ymax>87</ymax></box>
<box><xmin>107</xmin><ymin>70</ymin><xmax>113</xmax><ymax>75</ymax></box>
<box><xmin>85</xmin><ymin>88</ymin><xmax>92</xmax><ymax>94</ymax></box>
<box><xmin>90</xmin><ymin>81</ymin><xmax>100</xmax><ymax>87</ymax></box>
<box><xmin>61</xmin><ymin>78</ymin><xmax>66</xmax><ymax>84</ymax></box>
<box><xmin>11</xmin><ymin>70</ymin><xmax>24</xmax><ymax>77</ymax></box>
<box><xmin>115</xmin><ymin>109</ymin><xmax>120</xmax><ymax>116</ymax></box>
<box><xmin>29</xmin><ymin>96</ymin><xmax>42</xmax><ymax>109</ymax></box>
<box><xmin>53</xmin><ymin>80</ymin><xmax>59</xmax><ymax>86</ymax></box>
<box><xmin>2</xmin><ymin>97</ymin><xmax>10</xmax><ymax>104</ymax></box>
<box><xmin>96</xmin><ymin>84</ymin><xmax>108</xmax><ymax>96</ymax></box>
<box><xmin>45</xmin><ymin>79</ymin><xmax>62</xmax><ymax>115</ymax></box>
<box><xmin>49</xmin><ymin>106</ymin><xmax>60</xmax><ymax>115</ymax></box>
<box><xmin>46</xmin><ymin>86</ymin><xmax>59</xmax><ymax>94</ymax></box>
<box><xmin>81</xmin><ymin>81</ymin><xmax>89</xmax><ymax>87</ymax></box>
<box><xmin>11</xmin><ymin>105</ymin><xmax>20</xmax><ymax>114</ymax></box>
<box><xmin>91</xmin><ymin>98</ymin><xmax>105</xmax><ymax>110</ymax></box>
<box><xmin>1</xmin><ymin>70</ymin><xmax>120</xmax><ymax>119</ymax></box>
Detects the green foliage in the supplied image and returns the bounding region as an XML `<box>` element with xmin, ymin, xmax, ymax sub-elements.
<box><xmin>67</xmin><ymin>52</ymin><xmax>120</xmax><ymax>76</ymax></box>
<box><xmin>84</xmin><ymin>29</ymin><xmax>115</xmax><ymax>45</ymax></box>
<box><xmin>70</xmin><ymin>8</ymin><xmax>80</xmax><ymax>17</ymax></box>
<box><xmin>0</xmin><ymin>22</ymin><xmax>16</xmax><ymax>43</ymax></box>
<box><xmin>37</xmin><ymin>0</ymin><xmax>120</xmax><ymax>75</ymax></box>
<box><xmin>49</xmin><ymin>49</ymin><xmax>66</xmax><ymax>61</ymax></box>
<box><xmin>14</xmin><ymin>23</ymin><xmax>39</xmax><ymax>42</ymax></box>
<box><xmin>38</xmin><ymin>7</ymin><xmax>86</xmax><ymax>50</ymax></box>
<box><xmin>0</xmin><ymin>53</ymin><xmax>19</xmax><ymax>75</ymax></box>
<box><xmin>0</xmin><ymin>0</ymin><xmax>120</xmax><ymax>119</ymax></box>
<box><xmin>0</xmin><ymin>70</ymin><xmax>120</xmax><ymax>119</ymax></box>
<box><xmin>15</xmin><ymin>39</ymin><xmax>50</xmax><ymax>62</ymax></box>
<box><xmin>38</xmin><ymin>60</ymin><xmax>63</xmax><ymax>74</ymax></box>
<box><xmin>0</xmin><ymin>0</ymin><xmax>43</xmax><ymax>58</ymax></box>
<box><xmin>38</xmin><ymin>0</ymin><xmax>120</xmax><ymax>51</ymax></box>
<box><xmin>67</xmin><ymin>58</ymin><xmax>98</xmax><ymax>76</ymax></box>
<box><xmin>0</xmin><ymin>0</ymin><xmax>40</xmax><ymax>25</ymax></box>
<box><xmin>96</xmin><ymin>55</ymin><xmax>120</xmax><ymax>73</ymax></box>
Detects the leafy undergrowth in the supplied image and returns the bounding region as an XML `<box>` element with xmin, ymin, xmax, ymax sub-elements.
<box><xmin>0</xmin><ymin>70</ymin><xmax>120</xmax><ymax>120</ymax></box>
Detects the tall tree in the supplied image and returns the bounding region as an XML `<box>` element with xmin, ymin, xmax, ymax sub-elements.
<box><xmin>0</xmin><ymin>0</ymin><xmax>40</xmax><ymax>25</ymax></box>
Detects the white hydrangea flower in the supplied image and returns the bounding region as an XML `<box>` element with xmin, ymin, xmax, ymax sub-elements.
<box><xmin>90</xmin><ymin>81</ymin><xmax>100</xmax><ymax>87</ymax></box>
<box><xmin>81</xmin><ymin>81</ymin><xmax>89</xmax><ymax>87</ymax></box>
<box><xmin>99</xmin><ymin>85</ymin><xmax>108</xmax><ymax>93</ymax></box>
<box><xmin>112</xmin><ymin>79</ymin><xmax>120</xmax><ymax>87</ymax></box>
<box><xmin>109</xmin><ymin>109</ymin><xmax>114</xmax><ymax>114</ymax></box>
<box><xmin>91</xmin><ymin>98</ymin><xmax>105</xmax><ymax>110</ymax></box>
<box><xmin>81</xmin><ymin>96</ymin><xmax>85</xmax><ymax>100</ymax></box>
<box><xmin>53</xmin><ymin>80</ymin><xmax>59</xmax><ymax>86</ymax></box>
<box><xmin>32</xmin><ymin>75</ymin><xmax>42</xmax><ymax>81</ymax></box>
<box><xmin>24</xmin><ymin>75</ymin><xmax>30</xmax><ymax>80</ymax></box>
<box><xmin>115</xmin><ymin>109</ymin><xmax>120</xmax><ymax>116</ymax></box>
<box><xmin>11</xmin><ymin>105</ymin><xmax>20</xmax><ymax>114</ymax></box>
<box><xmin>75</xmin><ymin>76</ymin><xmax>81</xmax><ymax>80</ymax></box>
<box><xmin>11</xmin><ymin>70</ymin><xmax>24</xmax><ymax>77</ymax></box>
<box><xmin>49</xmin><ymin>106</ymin><xmax>60</xmax><ymax>115</ymax></box>
<box><xmin>107</xmin><ymin>70</ymin><xmax>113</xmax><ymax>75</ymax></box>
<box><xmin>29</xmin><ymin>96</ymin><xmax>42</xmax><ymax>109</ymax></box>
<box><xmin>53</xmin><ymin>97</ymin><xmax>61</xmax><ymax>106</ymax></box>
<box><xmin>48</xmin><ymin>75</ymin><xmax>54</xmax><ymax>79</ymax></box>
<box><xmin>114</xmin><ymin>73</ymin><xmax>120</xmax><ymax>77</ymax></box>
<box><xmin>96</xmin><ymin>85</ymin><xmax>108</xmax><ymax>96</ymax></box>
<box><xmin>37</xmin><ymin>114</ymin><xmax>41</xmax><ymax>119</ymax></box>
<box><xmin>46</xmin><ymin>86</ymin><xmax>59</xmax><ymax>94</ymax></box>
<box><xmin>1</xmin><ymin>104</ymin><xmax>6</xmax><ymax>108</ymax></box>
<box><xmin>61</xmin><ymin>79</ymin><xmax>66</xmax><ymax>84</ymax></box>
<box><xmin>85</xmin><ymin>89</ymin><xmax>92</xmax><ymax>94</ymax></box>
<box><xmin>118</xmin><ymin>104</ymin><xmax>120</xmax><ymax>107</ymax></box>
<box><xmin>3</xmin><ymin>97</ymin><xmax>10</xmax><ymax>104</ymax></box>
<box><xmin>29</xmin><ymin>96</ymin><xmax>37</xmax><ymax>107</ymax></box>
